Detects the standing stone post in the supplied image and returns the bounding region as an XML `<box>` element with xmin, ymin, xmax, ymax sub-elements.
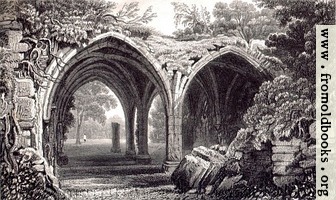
<box><xmin>111</xmin><ymin>122</ymin><xmax>121</xmax><ymax>153</ymax></box>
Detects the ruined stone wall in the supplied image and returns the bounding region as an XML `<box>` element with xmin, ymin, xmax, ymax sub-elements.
<box><xmin>0</xmin><ymin>18</ymin><xmax>37</xmax><ymax>149</ymax></box>
<box><xmin>1</xmin><ymin>17</ymin><xmax>69</xmax><ymax>199</ymax></box>
<box><xmin>240</xmin><ymin>148</ymin><xmax>273</xmax><ymax>185</ymax></box>
<box><xmin>272</xmin><ymin>138</ymin><xmax>315</xmax><ymax>187</ymax></box>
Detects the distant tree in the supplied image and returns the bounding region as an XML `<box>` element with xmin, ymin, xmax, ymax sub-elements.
<box><xmin>148</xmin><ymin>97</ymin><xmax>166</xmax><ymax>143</ymax></box>
<box><xmin>212</xmin><ymin>0</ymin><xmax>281</xmax><ymax>43</ymax></box>
<box><xmin>171</xmin><ymin>2</ymin><xmax>211</xmax><ymax>37</ymax></box>
<box><xmin>255</xmin><ymin>0</ymin><xmax>335</xmax><ymax>82</ymax></box>
<box><xmin>73</xmin><ymin>81</ymin><xmax>117</xmax><ymax>144</ymax></box>
<box><xmin>80</xmin><ymin>119</ymin><xmax>104</xmax><ymax>139</ymax></box>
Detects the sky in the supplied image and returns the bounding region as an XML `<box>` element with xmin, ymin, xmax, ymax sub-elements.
<box><xmin>113</xmin><ymin>0</ymin><xmax>254</xmax><ymax>36</ymax></box>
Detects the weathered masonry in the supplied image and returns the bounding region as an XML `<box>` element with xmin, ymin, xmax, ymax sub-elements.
<box><xmin>1</xmin><ymin>19</ymin><xmax>274</xmax><ymax>173</ymax></box>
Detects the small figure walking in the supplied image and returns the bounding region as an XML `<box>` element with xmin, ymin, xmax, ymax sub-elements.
<box><xmin>83</xmin><ymin>134</ymin><xmax>87</xmax><ymax>142</ymax></box>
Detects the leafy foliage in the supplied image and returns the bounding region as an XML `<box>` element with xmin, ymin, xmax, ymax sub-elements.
<box><xmin>255</xmin><ymin>0</ymin><xmax>335</xmax><ymax>82</ymax></box>
<box><xmin>122</xmin><ymin>24</ymin><xmax>157</xmax><ymax>40</ymax></box>
<box><xmin>255</xmin><ymin>0</ymin><xmax>335</xmax><ymax>26</ymax></box>
<box><xmin>17</xmin><ymin>0</ymin><xmax>114</xmax><ymax>46</ymax></box>
<box><xmin>227</xmin><ymin>0</ymin><xmax>333</xmax><ymax>152</ymax></box>
<box><xmin>0</xmin><ymin>47</ymin><xmax>19</xmax><ymax>175</ymax></box>
<box><xmin>0</xmin><ymin>0</ymin><xmax>18</xmax><ymax>18</ymax></box>
<box><xmin>148</xmin><ymin>97</ymin><xmax>166</xmax><ymax>143</ymax></box>
<box><xmin>73</xmin><ymin>81</ymin><xmax>117</xmax><ymax>144</ymax></box>
<box><xmin>108</xmin><ymin>2</ymin><xmax>157</xmax><ymax>25</ymax></box>
<box><xmin>14</xmin><ymin>0</ymin><xmax>157</xmax><ymax>47</ymax></box>
<box><xmin>0</xmin><ymin>47</ymin><xmax>14</xmax><ymax>98</ymax></box>
<box><xmin>229</xmin><ymin>76</ymin><xmax>314</xmax><ymax>151</ymax></box>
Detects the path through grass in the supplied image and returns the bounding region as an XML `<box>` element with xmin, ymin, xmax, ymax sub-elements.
<box><xmin>60</xmin><ymin>139</ymin><xmax>191</xmax><ymax>199</ymax></box>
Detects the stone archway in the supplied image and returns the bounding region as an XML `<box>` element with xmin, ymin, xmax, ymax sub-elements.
<box><xmin>176</xmin><ymin>46</ymin><xmax>272</xmax><ymax>156</ymax></box>
<box><xmin>36</xmin><ymin>32</ymin><xmax>172</xmax><ymax>170</ymax></box>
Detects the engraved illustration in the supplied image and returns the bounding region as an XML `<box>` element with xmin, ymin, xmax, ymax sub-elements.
<box><xmin>0</xmin><ymin>0</ymin><xmax>334</xmax><ymax>199</ymax></box>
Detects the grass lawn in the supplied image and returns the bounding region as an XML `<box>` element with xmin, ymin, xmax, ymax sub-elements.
<box><xmin>60</xmin><ymin>139</ymin><xmax>185</xmax><ymax>199</ymax></box>
<box><xmin>62</xmin><ymin>139</ymin><xmax>166</xmax><ymax>167</ymax></box>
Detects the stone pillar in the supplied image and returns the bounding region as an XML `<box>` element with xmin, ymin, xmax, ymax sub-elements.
<box><xmin>111</xmin><ymin>122</ymin><xmax>121</xmax><ymax>153</ymax></box>
<box><xmin>163</xmin><ymin>105</ymin><xmax>183</xmax><ymax>173</ymax></box>
<box><xmin>135</xmin><ymin>106</ymin><xmax>151</xmax><ymax>164</ymax></box>
<box><xmin>125</xmin><ymin>106</ymin><xmax>136</xmax><ymax>157</ymax></box>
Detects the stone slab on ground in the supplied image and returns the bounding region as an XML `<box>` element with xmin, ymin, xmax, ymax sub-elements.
<box><xmin>171</xmin><ymin>146</ymin><xmax>228</xmax><ymax>193</ymax></box>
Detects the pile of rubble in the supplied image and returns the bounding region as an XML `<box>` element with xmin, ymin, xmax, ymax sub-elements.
<box><xmin>171</xmin><ymin>144</ymin><xmax>315</xmax><ymax>199</ymax></box>
<box><xmin>1</xmin><ymin>148</ymin><xmax>69</xmax><ymax>200</ymax></box>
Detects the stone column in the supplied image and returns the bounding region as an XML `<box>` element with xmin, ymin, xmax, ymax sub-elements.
<box><xmin>135</xmin><ymin>106</ymin><xmax>151</xmax><ymax>164</ymax></box>
<box><xmin>125</xmin><ymin>106</ymin><xmax>136</xmax><ymax>157</ymax></box>
<box><xmin>163</xmin><ymin>105</ymin><xmax>183</xmax><ymax>173</ymax></box>
<box><xmin>111</xmin><ymin>122</ymin><xmax>121</xmax><ymax>153</ymax></box>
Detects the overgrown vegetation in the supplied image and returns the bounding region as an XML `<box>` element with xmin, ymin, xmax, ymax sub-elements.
<box><xmin>227</xmin><ymin>76</ymin><xmax>315</xmax><ymax>154</ymax></box>
<box><xmin>0</xmin><ymin>0</ymin><xmax>334</xmax><ymax>199</ymax></box>
<box><xmin>10</xmin><ymin>0</ymin><xmax>157</xmax><ymax>47</ymax></box>
<box><xmin>0</xmin><ymin>45</ymin><xmax>69</xmax><ymax>199</ymax></box>
<box><xmin>235</xmin><ymin>0</ymin><xmax>333</xmax><ymax>147</ymax></box>
<box><xmin>133</xmin><ymin>34</ymin><xmax>248</xmax><ymax>74</ymax></box>
<box><xmin>257</xmin><ymin>0</ymin><xmax>335</xmax><ymax>83</ymax></box>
